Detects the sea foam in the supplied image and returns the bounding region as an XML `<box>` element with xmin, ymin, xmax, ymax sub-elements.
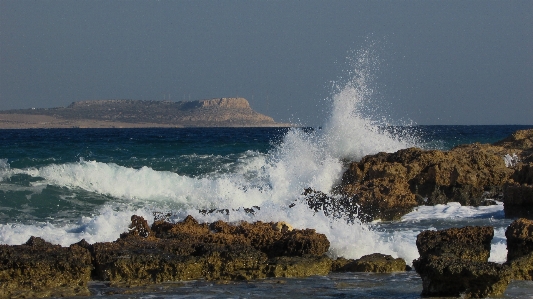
<box><xmin>0</xmin><ymin>48</ymin><xmax>435</xmax><ymax>265</ymax></box>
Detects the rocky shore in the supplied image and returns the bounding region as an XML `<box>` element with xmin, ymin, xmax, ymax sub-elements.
<box><xmin>306</xmin><ymin>129</ymin><xmax>533</xmax><ymax>222</ymax></box>
<box><xmin>413</xmin><ymin>218</ymin><xmax>533</xmax><ymax>298</ymax></box>
<box><xmin>0</xmin><ymin>215</ymin><xmax>406</xmax><ymax>298</ymax></box>
<box><xmin>1</xmin><ymin>129</ymin><xmax>533</xmax><ymax>298</ymax></box>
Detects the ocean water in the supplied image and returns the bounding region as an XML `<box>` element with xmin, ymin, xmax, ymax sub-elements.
<box><xmin>2</xmin><ymin>129</ymin><xmax>533</xmax><ymax>298</ymax></box>
<box><xmin>2</xmin><ymin>54</ymin><xmax>533</xmax><ymax>298</ymax></box>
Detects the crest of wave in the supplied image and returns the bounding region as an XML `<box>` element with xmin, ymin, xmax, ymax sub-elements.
<box><xmin>322</xmin><ymin>48</ymin><xmax>415</xmax><ymax>161</ymax></box>
<box><xmin>6</xmin><ymin>47</ymin><xmax>421</xmax><ymax>263</ymax></box>
<box><xmin>243</xmin><ymin>47</ymin><xmax>421</xmax><ymax>261</ymax></box>
<box><xmin>263</xmin><ymin>47</ymin><xmax>416</xmax><ymax>204</ymax></box>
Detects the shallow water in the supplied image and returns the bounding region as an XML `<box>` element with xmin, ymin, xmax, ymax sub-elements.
<box><xmin>83</xmin><ymin>272</ymin><xmax>533</xmax><ymax>299</ymax></box>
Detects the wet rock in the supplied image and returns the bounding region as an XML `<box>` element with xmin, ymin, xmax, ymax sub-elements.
<box><xmin>413</xmin><ymin>255</ymin><xmax>511</xmax><ymax>298</ymax></box>
<box><xmin>152</xmin><ymin>215</ymin><xmax>330</xmax><ymax>258</ymax></box>
<box><xmin>330</xmin><ymin>257</ymin><xmax>354</xmax><ymax>272</ymax></box>
<box><xmin>505</xmin><ymin>218</ymin><xmax>533</xmax><ymax>261</ymax></box>
<box><xmin>413</xmin><ymin>226</ymin><xmax>512</xmax><ymax>298</ymax></box>
<box><xmin>323</xmin><ymin>129</ymin><xmax>533</xmax><ymax>222</ymax></box>
<box><xmin>503</xmin><ymin>182</ymin><xmax>533</xmax><ymax>219</ymax></box>
<box><xmin>364</xmin><ymin>149</ymin><xmax>510</xmax><ymax>217</ymax></box>
<box><xmin>332</xmin><ymin>253</ymin><xmax>407</xmax><ymax>273</ymax></box>
<box><xmin>90</xmin><ymin>237</ymin><xmax>202</xmax><ymax>285</ymax></box>
<box><xmin>120</xmin><ymin>214</ymin><xmax>154</xmax><ymax>238</ymax></box>
<box><xmin>0</xmin><ymin>237</ymin><xmax>92</xmax><ymax>298</ymax></box>
<box><xmin>416</xmin><ymin>226</ymin><xmax>493</xmax><ymax>262</ymax></box>
<box><xmin>264</xmin><ymin>255</ymin><xmax>332</xmax><ymax>278</ymax></box>
<box><xmin>90</xmin><ymin>215</ymin><xmax>331</xmax><ymax>286</ymax></box>
<box><xmin>337</xmin><ymin>145</ymin><xmax>514</xmax><ymax>221</ymax></box>
<box><xmin>496</xmin><ymin>130</ymin><xmax>533</xmax><ymax>217</ymax></box>
<box><xmin>505</xmin><ymin>252</ymin><xmax>533</xmax><ymax>281</ymax></box>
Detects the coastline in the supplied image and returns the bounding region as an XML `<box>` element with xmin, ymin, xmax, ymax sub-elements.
<box><xmin>0</xmin><ymin>113</ymin><xmax>293</xmax><ymax>129</ymax></box>
<box><xmin>1</xmin><ymin>127</ymin><xmax>532</xmax><ymax>298</ymax></box>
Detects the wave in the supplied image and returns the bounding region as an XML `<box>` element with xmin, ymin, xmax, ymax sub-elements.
<box><xmin>1</xmin><ymin>47</ymin><xmax>423</xmax><ymax>263</ymax></box>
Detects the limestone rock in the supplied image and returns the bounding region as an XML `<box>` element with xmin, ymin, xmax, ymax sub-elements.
<box><xmin>413</xmin><ymin>226</ymin><xmax>511</xmax><ymax>298</ymax></box>
<box><xmin>505</xmin><ymin>252</ymin><xmax>533</xmax><ymax>281</ymax></box>
<box><xmin>494</xmin><ymin>129</ymin><xmax>533</xmax><ymax>152</ymax></box>
<box><xmin>89</xmin><ymin>215</ymin><xmax>331</xmax><ymax>286</ymax></box>
<box><xmin>503</xmin><ymin>182</ymin><xmax>533</xmax><ymax>219</ymax></box>
<box><xmin>152</xmin><ymin>215</ymin><xmax>330</xmax><ymax>258</ymax></box>
<box><xmin>0</xmin><ymin>237</ymin><xmax>92</xmax><ymax>298</ymax></box>
<box><xmin>332</xmin><ymin>253</ymin><xmax>407</xmax><ymax>273</ymax></box>
<box><xmin>328</xmin><ymin>129</ymin><xmax>533</xmax><ymax>222</ymax></box>
<box><xmin>264</xmin><ymin>256</ymin><xmax>332</xmax><ymax>278</ymax></box>
<box><xmin>413</xmin><ymin>255</ymin><xmax>511</xmax><ymax>298</ymax></box>
<box><xmin>505</xmin><ymin>218</ymin><xmax>533</xmax><ymax>261</ymax></box>
<box><xmin>1</xmin><ymin>98</ymin><xmax>289</xmax><ymax>128</ymax></box>
<box><xmin>416</xmin><ymin>226</ymin><xmax>493</xmax><ymax>262</ymax></box>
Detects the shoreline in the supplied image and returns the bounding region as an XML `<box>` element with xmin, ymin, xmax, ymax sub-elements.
<box><xmin>0</xmin><ymin>114</ymin><xmax>293</xmax><ymax>129</ymax></box>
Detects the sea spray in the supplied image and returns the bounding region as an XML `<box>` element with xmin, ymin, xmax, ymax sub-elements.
<box><xmin>0</xmin><ymin>48</ymin><xmax>424</xmax><ymax>264</ymax></box>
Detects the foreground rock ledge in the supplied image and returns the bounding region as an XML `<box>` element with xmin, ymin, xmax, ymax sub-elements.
<box><xmin>413</xmin><ymin>220</ymin><xmax>533</xmax><ymax>298</ymax></box>
<box><xmin>0</xmin><ymin>215</ymin><xmax>408</xmax><ymax>298</ymax></box>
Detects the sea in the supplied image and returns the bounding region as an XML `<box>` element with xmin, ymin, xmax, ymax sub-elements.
<box><xmin>2</xmin><ymin>57</ymin><xmax>533</xmax><ymax>298</ymax></box>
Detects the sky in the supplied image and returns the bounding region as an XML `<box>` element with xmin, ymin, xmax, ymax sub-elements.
<box><xmin>0</xmin><ymin>1</ymin><xmax>532</xmax><ymax>126</ymax></box>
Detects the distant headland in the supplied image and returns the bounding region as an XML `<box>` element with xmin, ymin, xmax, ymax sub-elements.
<box><xmin>0</xmin><ymin>98</ymin><xmax>292</xmax><ymax>129</ymax></box>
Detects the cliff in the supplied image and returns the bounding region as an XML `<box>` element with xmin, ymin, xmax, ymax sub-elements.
<box><xmin>0</xmin><ymin>98</ymin><xmax>290</xmax><ymax>128</ymax></box>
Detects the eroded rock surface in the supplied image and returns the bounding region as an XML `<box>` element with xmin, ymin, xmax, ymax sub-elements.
<box><xmin>331</xmin><ymin>253</ymin><xmax>407</xmax><ymax>273</ymax></box>
<box><xmin>305</xmin><ymin>129</ymin><xmax>533</xmax><ymax>222</ymax></box>
<box><xmin>504</xmin><ymin>218</ymin><xmax>533</xmax><ymax>280</ymax></box>
<box><xmin>82</xmin><ymin>215</ymin><xmax>332</xmax><ymax>286</ymax></box>
<box><xmin>505</xmin><ymin>218</ymin><xmax>533</xmax><ymax>261</ymax></box>
<box><xmin>414</xmin><ymin>255</ymin><xmax>511</xmax><ymax>298</ymax></box>
<box><xmin>415</xmin><ymin>226</ymin><xmax>493</xmax><ymax>262</ymax></box>
<box><xmin>0</xmin><ymin>237</ymin><xmax>92</xmax><ymax>298</ymax></box>
<box><xmin>413</xmin><ymin>226</ymin><xmax>511</xmax><ymax>298</ymax></box>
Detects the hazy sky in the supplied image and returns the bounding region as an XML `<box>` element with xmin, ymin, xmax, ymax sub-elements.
<box><xmin>1</xmin><ymin>1</ymin><xmax>532</xmax><ymax>125</ymax></box>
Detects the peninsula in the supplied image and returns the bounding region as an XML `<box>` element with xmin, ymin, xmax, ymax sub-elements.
<box><xmin>0</xmin><ymin>98</ymin><xmax>291</xmax><ymax>129</ymax></box>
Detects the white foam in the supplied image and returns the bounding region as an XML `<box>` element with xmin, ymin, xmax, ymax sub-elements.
<box><xmin>401</xmin><ymin>202</ymin><xmax>505</xmax><ymax>221</ymax></box>
<box><xmin>0</xmin><ymin>206</ymin><xmax>153</xmax><ymax>246</ymax></box>
<box><xmin>0</xmin><ymin>47</ymin><xmax>422</xmax><ymax>264</ymax></box>
<box><xmin>489</xmin><ymin>227</ymin><xmax>508</xmax><ymax>263</ymax></box>
<box><xmin>0</xmin><ymin>159</ymin><xmax>11</xmax><ymax>182</ymax></box>
<box><xmin>504</xmin><ymin>153</ymin><xmax>519</xmax><ymax>167</ymax></box>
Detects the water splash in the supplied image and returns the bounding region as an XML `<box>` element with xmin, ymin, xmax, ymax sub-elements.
<box><xmin>2</xmin><ymin>47</ymin><xmax>421</xmax><ymax>263</ymax></box>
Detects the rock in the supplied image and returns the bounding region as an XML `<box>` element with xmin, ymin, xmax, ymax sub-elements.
<box><xmin>511</xmin><ymin>162</ymin><xmax>533</xmax><ymax>185</ymax></box>
<box><xmin>505</xmin><ymin>252</ymin><xmax>533</xmax><ymax>280</ymax></box>
<box><xmin>497</xmin><ymin>130</ymin><xmax>533</xmax><ymax>217</ymax></box>
<box><xmin>503</xmin><ymin>182</ymin><xmax>533</xmax><ymax>219</ymax></box>
<box><xmin>152</xmin><ymin>215</ymin><xmax>330</xmax><ymax>258</ymax></box>
<box><xmin>92</xmin><ymin>215</ymin><xmax>331</xmax><ymax>286</ymax></box>
<box><xmin>1</xmin><ymin>98</ymin><xmax>291</xmax><ymax>128</ymax></box>
<box><xmin>264</xmin><ymin>255</ymin><xmax>332</xmax><ymax>278</ymax></box>
<box><xmin>335</xmin><ymin>143</ymin><xmax>516</xmax><ymax>221</ymax></box>
<box><xmin>0</xmin><ymin>215</ymin><xmax>334</xmax><ymax>295</ymax></box>
<box><xmin>505</xmin><ymin>218</ymin><xmax>533</xmax><ymax>261</ymax></box>
<box><xmin>328</xmin><ymin>130</ymin><xmax>533</xmax><ymax>222</ymax></box>
<box><xmin>416</xmin><ymin>226</ymin><xmax>493</xmax><ymax>262</ymax></box>
<box><xmin>413</xmin><ymin>255</ymin><xmax>511</xmax><ymax>298</ymax></box>
<box><xmin>0</xmin><ymin>237</ymin><xmax>92</xmax><ymax>298</ymax></box>
<box><xmin>120</xmin><ymin>214</ymin><xmax>154</xmax><ymax>238</ymax></box>
<box><xmin>272</xmin><ymin>221</ymin><xmax>293</xmax><ymax>233</ymax></box>
<box><xmin>493</xmin><ymin>129</ymin><xmax>533</xmax><ymax>152</ymax></box>
<box><xmin>332</xmin><ymin>253</ymin><xmax>407</xmax><ymax>273</ymax></box>
<box><xmin>413</xmin><ymin>226</ymin><xmax>512</xmax><ymax>298</ymax></box>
